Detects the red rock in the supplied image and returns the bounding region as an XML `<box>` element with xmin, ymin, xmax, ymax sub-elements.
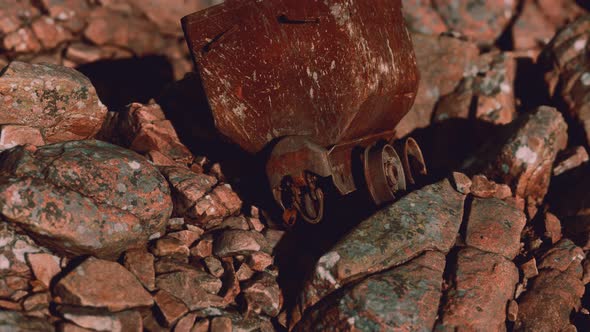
<box><xmin>295</xmin><ymin>251</ymin><xmax>445</xmax><ymax>331</ymax></box>
<box><xmin>0</xmin><ymin>1</ymin><xmax>39</xmax><ymax>35</ymax></box>
<box><xmin>192</xmin><ymin>319</ymin><xmax>210</xmax><ymax>332</ymax></box>
<box><xmin>0</xmin><ymin>140</ymin><xmax>172</xmax><ymax>258</ymax></box>
<box><xmin>0</xmin><ymin>61</ymin><xmax>107</xmax><ymax>143</ymax></box>
<box><xmin>544</xmin><ymin>212</ymin><xmax>563</xmax><ymax>244</ymax></box>
<box><xmin>0</xmin><ymin>124</ymin><xmax>45</xmax><ymax>150</ymax></box>
<box><xmin>397</xmin><ymin>34</ymin><xmax>479</xmax><ymax>137</ymax></box>
<box><xmin>215</xmin><ymin>216</ymin><xmax>251</xmax><ymax>231</ymax></box>
<box><xmin>54</xmin><ymin>257</ymin><xmax>153</xmax><ymax>312</ymax></box>
<box><xmin>153</xmin><ymin>258</ymin><xmax>194</xmax><ymax>275</ymax></box>
<box><xmin>554</xmin><ymin>146</ymin><xmax>589</xmax><ymax>176</ymax></box>
<box><xmin>31</xmin><ymin>17</ymin><xmax>72</xmax><ymax>50</ymax></box>
<box><xmin>465</xmin><ymin>197</ymin><xmax>526</xmax><ymax>259</ymax></box>
<box><xmin>156</xmin><ymin>270</ymin><xmax>223</xmax><ymax>310</ymax></box>
<box><xmin>247</xmin><ymin>217</ymin><xmax>265</xmax><ymax>232</ymax></box>
<box><xmin>507</xmin><ymin>300</ymin><xmax>519</xmax><ymax>322</ymax></box>
<box><xmin>512</xmin><ymin>0</ymin><xmax>556</xmax><ymax>51</ymax></box>
<box><xmin>160</xmin><ymin>166</ymin><xmax>217</xmax><ymax>216</ymax></box>
<box><xmin>437</xmin><ymin>248</ymin><xmax>519</xmax><ymax>331</ymax></box>
<box><xmin>236</xmin><ymin>263</ymin><xmax>255</xmax><ymax>282</ymax></box>
<box><xmin>123</xmin><ymin>249</ymin><xmax>156</xmax><ymax>291</ymax></box>
<box><xmin>154</xmin><ymin>290</ymin><xmax>188</xmax><ymax>327</ymax></box>
<box><xmin>521</xmin><ymin>258</ymin><xmax>539</xmax><ymax>279</ymax></box>
<box><xmin>203</xmin><ymin>256</ymin><xmax>224</xmax><ymax>278</ymax></box>
<box><xmin>214</xmin><ymin>230</ymin><xmax>269</xmax><ymax>257</ymax></box>
<box><xmin>210</xmin><ymin>316</ymin><xmax>232</xmax><ymax>332</ymax></box>
<box><xmin>173</xmin><ymin>312</ymin><xmax>197</xmax><ymax>332</ymax></box>
<box><xmin>60</xmin><ymin>308</ymin><xmax>142</xmax><ymax>332</ymax></box>
<box><xmin>126</xmin><ymin>0</ymin><xmax>207</xmax><ymax>36</ymax></box>
<box><xmin>190</xmin><ymin>235</ymin><xmax>213</xmax><ymax>259</ymax></box>
<box><xmin>64</xmin><ymin>43</ymin><xmax>106</xmax><ymax>65</ymax></box>
<box><xmin>151</xmin><ymin>237</ymin><xmax>190</xmax><ymax>258</ymax></box>
<box><xmin>451</xmin><ymin>172</ymin><xmax>472</xmax><ymax>195</ymax></box>
<box><xmin>2</xmin><ymin>27</ymin><xmax>41</xmax><ymax>53</ymax></box>
<box><xmin>0</xmin><ymin>310</ymin><xmax>54</xmax><ymax>331</ymax></box>
<box><xmin>22</xmin><ymin>291</ymin><xmax>50</xmax><ymax>311</ymax></box>
<box><xmin>475</xmin><ymin>106</ymin><xmax>568</xmax><ymax>209</ymax></box>
<box><xmin>0</xmin><ymin>299</ymin><xmax>21</xmax><ymax>310</ymax></box>
<box><xmin>58</xmin><ymin>322</ymin><xmax>94</xmax><ymax>332</ymax></box>
<box><xmin>536</xmin><ymin>0</ymin><xmax>585</xmax><ymax>27</ymax></box>
<box><xmin>86</xmin><ymin>7</ymin><xmax>168</xmax><ymax>55</ymax></box>
<box><xmin>516</xmin><ymin>240</ymin><xmax>585</xmax><ymax>331</ymax></box>
<box><xmin>167</xmin><ymin>229</ymin><xmax>203</xmax><ymax>247</ymax></box>
<box><xmin>242</xmin><ymin>272</ymin><xmax>282</xmax><ymax>317</ymax></box>
<box><xmin>470</xmin><ymin>175</ymin><xmax>498</xmax><ymax>198</ymax></box>
<box><xmin>120</xmin><ymin>102</ymin><xmax>193</xmax><ymax>165</ymax></box>
<box><xmin>26</xmin><ymin>252</ymin><xmax>61</xmax><ymax>289</ymax></box>
<box><xmin>263</xmin><ymin>229</ymin><xmax>286</xmax><ymax>253</ymax></box>
<box><xmin>433</xmin><ymin>0</ymin><xmax>517</xmax><ymax>44</ymax></box>
<box><xmin>248</xmin><ymin>252</ymin><xmax>273</xmax><ymax>272</ymax></box>
<box><xmin>402</xmin><ymin>0</ymin><xmax>448</xmax><ymax>35</ymax></box>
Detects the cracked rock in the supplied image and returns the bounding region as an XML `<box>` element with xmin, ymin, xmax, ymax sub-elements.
<box><xmin>0</xmin><ymin>140</ymin><xmax>172</xmax><ymax>258</ymax></box>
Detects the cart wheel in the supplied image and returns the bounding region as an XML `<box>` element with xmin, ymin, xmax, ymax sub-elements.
<box><xmin>364</xmin><ymin>143</ymin><xmax>406</xmax><ymax>205</ymax></box>
<box><xmin>401</xmin><ymin>137</ymin><xmax>427</xmax><ymax>186</ymax></box>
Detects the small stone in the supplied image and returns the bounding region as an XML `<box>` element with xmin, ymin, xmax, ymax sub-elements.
<box><xmin>554</xmin><ymin>146</ymin><xmax>589</xmax><ymax>176</ymax></box>
<box><xmin>544</xmin><ymin>212</ymin><xmax>563</xmax><ymax>244</ymax></box>
<box><xmin>263</xmin><ymin>229</ymin><xmax>286</xmax><ymax>253</ymax></box>
<box><xmin>154</xmin><ymin>290</ymin><xmax>188</xmax><ymax>327</ymax></box>
<box><xmin>215</xmin><ymin>216</ymin><xmax>250</xmax><ymax>231</ymax></box>
<box><xmin>159</xmin><ymin>166</ymin><xmax>217</xmax><ymax>216</ymax></box>
<box><xmin>173</xmin><ymin>312</ymin><xmax>196</xmax><ymax>332</ymax></box>
<box><xmin>167</xmin><ymin>218</ymin><xmax>185</xmax><ymax>231</ymax></box>
<box><xmin>236</xmin><ymin>263</ymin><xmax>255</xmax><ymax>281</ymax></box>
<box><xmin>54</xmin><ymin>257</ymin><xmax>153</xmax><ymax>312</ymax></box>
<box><xmin>190</xmin><ymin>235</ymin><xmax>213</xmax><ymax>259</ymax></box>
<box><xmin>3</xmin><ymin>27</ymin><xmax>41</xmax><ymax>53</ymax></box>
<box><xmin>123</xmin><ymin>249</ymin><xmax>156</xmax><ymax>291</ymax></box>
<box><xmin>64</xmin><ymin>43</ymin><xmax>105</xmax><ymax>64</ymax></box>
<box><xmin>167</xmin><ymin>229</ymin><xmax>203</xmax><ymax>247</ymax></box>
<box><xmin>22</xmin><ymin>292</ymin><xmax>50</xmax><ymax>311</ymax></box>
<box><xmin>521</xmin><ymin>258</ymin><xmax>539</xmax><ymax>279</ymax></box>
<box><xmin>214</xmin><ymin>230</ymin><xmax>269</xmax><ymax>257</ymax></box>
<box><xmin>156</xmin><ymin>270</ymin><xmax>223</xmax><ymax>310</ymax></box>
<box><xmin>451</xmin><ymin>172</ymin><xmax>472</xmax><ymax>194</ymax></box>
<box><xmin>248</xmin><ymin>252</ymin><xmax>273</xmax><ymax>272</ymax></box>
<box><xmin>210</xmin><ymin>316</ymin><xmax>232</xmax><ymax>332</ymax></box>
<box><xmin>31</xmin><ymin>17</ymin><xmax>72</xmax><ymax>49</ymax></box>
<box><xmin>26</xmin><ymin>252</ymin><xmax>61</xmax><ymax>289</ymax></box>
<box><xmin>494</xmin><ymin>184</ymin><xmax>513</xmax><ymax>199</ymax></box>
<box><xmin>242</xmin><ymin>272</ymin><xmax>282</xmax><ymax>317</ymax></box>
<box><xmin>0</xmin><ymin>299</ymin><xmax>21</xmax><ymax>310</ymax></box>
<box><xmin>470</xmin><ymin>175</ymin><xmax>497</xmax><ymax>198</ymax></box>
<box><xmin>248</xmin><ymin>217</ymin><xmax>265</xmax><ymax>232</ymax></box>
<box><xmin>153</xmin><ymin>258</ymin><xmax>193</xmax><ymax>275</ymax></box>
<box><xmin>61</xmin><ymin>308</ymin><xmax>142</xmax><ymax>332</ymax></box>
<box><xmin>507</xmin><ymin>300</ymin><xmax>519</xmax><ymax>322</ymax></box>
<box><xmin>151</xmin><ymin>237</ymin><xmax>190</xmax><ymax>258</ymax></box>
<box><xmin>192</xmin><ymin>319</ymin><xmax>210</xmax><ymax>332</ymax></box>
<box><xmin>203</xmin><ymin>256</ymin><xmax>224</xmax><ymax>278</ymax></box>
<box><xmin>146</xmin><ymin>150</ymin><xmax>176</xmax><ymax>167</ymax></box>
<box><xmin>0</xmin><ymin>125</ymin><xmax>45</xmax><ymax>151</ymax></box>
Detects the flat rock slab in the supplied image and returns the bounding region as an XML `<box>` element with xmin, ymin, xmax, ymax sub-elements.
<box><xmin>465</xmin><ymin>197</ymin><xmax>526</xmax><ymax>259</ymax></box>
<box><xmin>298</xmin><ymin>179</ymin><xmax>465</xmax><ymax>318</ymax></box>
<box><xmin>0</xmin><ymin>61</ymin><xmax>106</xmax><ymax>143</ymax></box>
<box><xmin>436</xmin><ymin>247</ymin><xmax>519</xmax><ymax>331</ymax></box>
<box><xmin>0</xmin><ymin>140</ymin><xmax>172</xmax><ymax>258</ymax></box>
<box><xmin>295</xmin><ymin>251</ymin><xmax>445</xmax><ymax>331</ymax></box>
<box><xmin>54</xmin><ymin>257</ymin><xmax>153</xmax><ymax>312</ymax></box>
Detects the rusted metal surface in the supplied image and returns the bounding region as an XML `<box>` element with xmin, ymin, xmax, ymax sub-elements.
<box><xmin>182</xmin><ymin>0</ymin><xmax>420</xmax><ymax>223</ymax></box>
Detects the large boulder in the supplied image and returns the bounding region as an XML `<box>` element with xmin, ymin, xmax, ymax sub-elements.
<box><xmin>295</xmin><ymin>251</ymin><xmax>445</xmax><ymax>331</ymax></box>
<box><xmin>296</xmin><ymin>179</ymin><xmax>465</xmax><ymax>323</ymax></box>
<box><xmin>0</xmin><ymin>61</ymin><xmax>107</xmax><ymax>143</ymax></box>
<box><xmin>0</xmin><ymin>140</ymin><xmax>172</xmax><ymax>258</ymax></box>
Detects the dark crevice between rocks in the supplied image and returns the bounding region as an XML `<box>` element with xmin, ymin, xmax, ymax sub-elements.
<box><xmin>77</xmin><ymin>56</ymin><xmax>175</xmax><ymax>112</ymax></box>
<box><xmin>435</xmin><ymin>245</ymin><xmax>460</xmax><ymax>329</ymax></box>
<box><xmin>495</xmin><ymin>0</ymin><xmax>526</xmax><ymax>52</ymax></box>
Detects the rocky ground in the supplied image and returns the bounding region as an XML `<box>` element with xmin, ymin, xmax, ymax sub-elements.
<box><xmin>0</xmin><ymin>0</ymin><xmax>590</xmax><ymax>331</ymax></box>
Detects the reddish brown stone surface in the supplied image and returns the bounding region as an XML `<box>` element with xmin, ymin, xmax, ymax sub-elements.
<box><xmin>0</xmin><ymin>140</ymin><xmax>172</xmax><ymax>258</ymax></box>
<box><xmin>465</xmin><ymin>197</ymin><xmax>526</xmax><ymax>259</ymax></box>
<box><xmin>123</xmin><ymin>249</ymin><xmax>156</xmax><ymax>291</ymax></box>
<box><xmin>436</xmin><ymin>248</ymin><xmax>519</xmax><ymax>331</ymax></box>
<box><xmin>516</xmin><ymin>240</ymin><xmax>585</xmax><ymax>331</ymax></box>
<box><xmin>0</xmin><ymin>61</ymin><xmax>107</xmax><ymax>143</ymax></box>
<box><xmin>54</xmin><ymin>257</ymin><xmax>153</xmax><ymax>312</ymax></box>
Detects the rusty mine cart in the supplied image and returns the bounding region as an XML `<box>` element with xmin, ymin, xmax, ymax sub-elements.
<box><xmin>182</xmin><ymin>0</ymin><xmax>425</xmax><ymax>224</ymax></box>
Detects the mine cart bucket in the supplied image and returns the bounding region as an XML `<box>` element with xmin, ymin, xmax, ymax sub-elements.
<box><xmin>182</xmin><ymin>0</ymin><xmax>422</xmax><ymax>224</ymax></box>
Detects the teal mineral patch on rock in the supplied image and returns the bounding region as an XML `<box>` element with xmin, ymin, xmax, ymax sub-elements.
<box><xmin>299</xmin><ymin>179</ymin><xmax>465</xmax><ymax>319</ymax></box>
